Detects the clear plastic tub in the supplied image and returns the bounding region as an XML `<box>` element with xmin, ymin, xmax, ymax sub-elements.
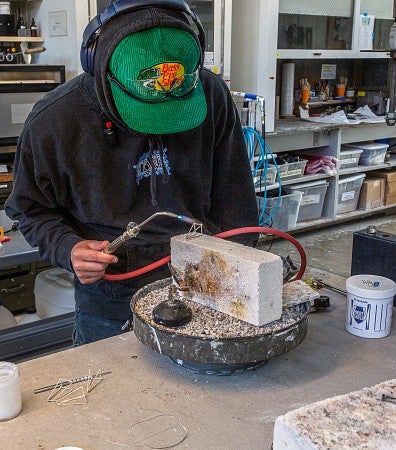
<box><xmin>257</xmin><ymin>191</ymin><xmax>302</xmax><ymax>231</ymax></box>
<box><xmin>343</xmin><ymin>143</ymin><xmax>389</xmax><ymax>166</ymax></box>
<box><xmin>253</xmin><ymin>165</ymin><xmax>277</xmax><ymax>185</ymax></box>
<box><xmin>270</xmin><ymin>159</ymin><xmax>308</xmax><ymax>181</ymax></box>
<box><xmin>337</xmin><ymin>174</ymin><xmax>366</xmax><ymax>214</ymax></box>
<box><xmin>339</xmin><ymin>147</ymin><xmax>363</xmax><ymax>168</ymax></box>
<box><xmin>285</xmin><ymin>180</ymin><xmax>329</xmax><ymax>222</ymax></box>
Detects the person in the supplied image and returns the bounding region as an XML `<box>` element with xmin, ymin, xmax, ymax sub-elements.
<box><xmin>5</xmin><ymin>0</ymin><xmax>259</xmax><ymax>346</ymax></box>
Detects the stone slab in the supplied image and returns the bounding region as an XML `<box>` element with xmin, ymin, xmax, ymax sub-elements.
<box><xmin>273</xmin><ymin>379</ymin><xmax>396</xmax><ymax>449</ymax></box>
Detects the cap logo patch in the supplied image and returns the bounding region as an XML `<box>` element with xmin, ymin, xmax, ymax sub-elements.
<box><xmin>108</xmin><ymin>27</ymin><xmax>207</xmax><ymax>134</ymax></box>
<box><xmin>138</xmin><ymin>62</ymin><xmax>185</xmax><ymax>93</ymax></box>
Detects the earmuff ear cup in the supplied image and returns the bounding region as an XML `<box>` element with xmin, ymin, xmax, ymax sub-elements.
<box><xmin>81</xmin><ymin>36</ymin><xmax>98</xmax><ymax>75</ymax></box>
<box><xmin>80</xmin><ymin>0</ymin><xmax>205</xmax><ymax>76</ymax></box>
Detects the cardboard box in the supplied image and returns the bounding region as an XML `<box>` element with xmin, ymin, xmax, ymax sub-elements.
<box><xmin>385</xmin><ymin>195</ymin><xmax>396</xmax><ymax>206</ymax></box>
<box><xmin>370</xmin><ymin>170</ymin><xmax>396</xmax><ymax>183</ymax></box>
<box><xmin>370</xmin><ymin>171</ymin><xmax>396</xmax><ymax>197</ymax></box>
<box><xmin>385</xmin><ymin>181</ymin><xmax>396</xmax><ymax>197</ymax></box>
<box><xmin>357</xmin><ymin>178</ymin><xmax>385</xmax><ymax>210</ymax></box>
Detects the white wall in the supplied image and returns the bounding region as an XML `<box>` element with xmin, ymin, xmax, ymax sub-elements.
<box><xmin>28</xmin><ymin>0</ymin><xmax>90</xmax><ymax>80</ymax></box>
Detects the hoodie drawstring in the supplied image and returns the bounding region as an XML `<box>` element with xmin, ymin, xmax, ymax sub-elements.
<box><xmin>148</xmin><ymin>138</ymin><xmax>158</xmax><ymax>206</ymax></box>
<box><xmin>147</xmin><ymin>136</ymin><xmax>170</xmax><ymax>206</ymax></box>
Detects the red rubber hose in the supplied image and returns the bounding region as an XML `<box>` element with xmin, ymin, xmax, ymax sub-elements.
<box><xmin>102</xmin><ymin>226</ymin><xmax>306</xmax><ymax>281</ymax></box>
<box><xmin>103</xmin><ymin>255</ymin><xmax>171</xmax><ymax>281</ymax></box>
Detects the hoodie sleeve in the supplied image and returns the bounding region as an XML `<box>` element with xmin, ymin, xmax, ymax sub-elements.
<box><xmin>5</xmin><ymin>127</ymin><xmax>83</xmax><ymax>271</ymax></box>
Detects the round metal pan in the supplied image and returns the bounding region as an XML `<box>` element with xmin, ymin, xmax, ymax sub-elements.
<box><xmin>131</xmin><ymin>278</ymin><xmax>309</xmax><ymax>374</ymax></box>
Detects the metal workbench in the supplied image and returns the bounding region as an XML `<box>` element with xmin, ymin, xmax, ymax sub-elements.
<box><xmin>0</xmin><ymin>210</ymin><xmax>40</xmax><ymax>268</ymax></box>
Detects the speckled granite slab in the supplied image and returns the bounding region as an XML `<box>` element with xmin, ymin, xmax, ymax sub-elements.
<box><xmin>273</xmin><ymin>379</ymin><xmax>396</xmax><ymax>449</ymax></box>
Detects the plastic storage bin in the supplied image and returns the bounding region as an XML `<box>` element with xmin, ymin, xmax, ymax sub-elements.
<box><xmin>339</xmin><ymin>147</ymin><xmax>363</xmax><ymax>168</ymax></box>
<box><xmin>285</xmin><ymin>180</ymin><xmax>329</xmax><ymax>222</ymax></box>
<box><xmin>252</xmin><ymin>154</ymin><xmax>277</xmax><ymax>185</ymax></box>
<box><xmin>269</xmin><ymin>159</ymin><xmax>308</xmax><ymax>182</ymax></box>
<box><xmin>337</xmin><ymin>174</ymin><xmax>366</xmax><ymax>214</ymax></box>
<box><xmin>257</xmin><ymin>191</ymin><xmax>302</xmax><ymax>231</ymax></box>
<box><xmin>343</xmin><ymin>143</ymin><xmax>389</xmax><ymax>166</ymax></box>
<box><xmin>253</xmin><ymin>165</ymin><xmax>277</xmax><ymax>185</ymax></box>
<box><xmin>34</xmin><ymin>268</ymin><xmax>75</xmax><ymax>319</ymax></box>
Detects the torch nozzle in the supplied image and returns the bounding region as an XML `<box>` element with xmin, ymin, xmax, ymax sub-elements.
<box><xmin>103</xmin><ymin>211</ymin><xmax>201</xmax><ymax>254</ymax></box>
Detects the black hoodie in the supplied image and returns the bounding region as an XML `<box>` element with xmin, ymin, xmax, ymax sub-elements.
<box><xmin>5</xmin><ymin>7</ymin><xmax>259</xmax><ymax>319</ymax></box>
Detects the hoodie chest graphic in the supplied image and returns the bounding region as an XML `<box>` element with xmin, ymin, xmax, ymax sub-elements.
<box><xmin>133</xmin><ymin>148</ymin><xmax>171</xmax><ymax>184</ymax></box>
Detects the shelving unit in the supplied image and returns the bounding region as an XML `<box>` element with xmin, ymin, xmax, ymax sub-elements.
<box><xmin>259</xmin><ymin>119</ymin><xmax>396</xmax><ymax>232</ymax></box>
<box><xmin>0</xmin><ymin>36</ymin><xmax>44</xmax><ymax>43</ymax></box>
<box><xmin>299</xmin><ymin>98</ymin><xmax>358</xmax><ymax>118</ymax></box>
<box><xmin>305</xmin><ymin>99</ymin><xmax>357</xmax><ymax>108</ymax></box>
<box><xmin>231</xmin><ymin>2</ymin><xmax>396</xmax><ymax>231</ymax></box>
<box><xmin>339</xmin><ymin>161</ymin><xmax>393</xmax><ymax>176</ymax></box>
<box><xmin>0</xmin><ymin>35</ymin><xmax>45</xmax><ymax>63</ymax></box>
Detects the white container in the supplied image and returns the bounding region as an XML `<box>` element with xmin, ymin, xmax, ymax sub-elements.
<box><xmin>17</xmin><ymin>312</ymin><xmax>40</xmax><ymax>326</ymax></box>
<box><xmin>0</xmin><ymin>303</ymin><xmax>17</xmax><ymax>330</ymax></box>
<box><xmin>0</xmin><ymin>361</ymin><xmax>22</xmax><ymax>421</ymax></box>
<box><xmin>0</xmin><ymin>2</ymin><xmax>10</xmax><ymax>15</ymax></box>
<box><xmin>285</xmin><ymin>180</ymin><xmax>328</xmax><ymax>222</ymax></box>
<box><xmin>339</xmin><ymin>148</ymin><xmax>363</xmax><ymax>168</ymax></box>
<box><xmin>337</xmin><ymin>174</ymin><xmax>366</xmax><ymax>214</ymax></box>
<box><xmin>346</xmin><ymin>275</ymin><xmax>396</xmax><ymax>338</ymax></box>
<box><xmin>258</xmin><ymin>191</ymin><xmax>302</xmax><ymax>231</ymax></box>
<box><xmin>252</xmin><ymin>154</ymin><xmax>277</xmax><ymax>185</ymax></box>
<box><xmin>34</xmin><ymin>268</ymin><xmax>75</xmax><ymax>319</ymax></box>
<box><xmin>343</xmin><ymin>143</ymin><xmax>389</xmax><ymax>166</ymax></box>
<box><xmin>253</xmin><ymin>165</ymin><xmax>277</xmax><ymax>185</ymax></box>
<box><xmin>272</xmin><ymin>159</ymin><xmax>308</xmax><ymax>181</ymax></box>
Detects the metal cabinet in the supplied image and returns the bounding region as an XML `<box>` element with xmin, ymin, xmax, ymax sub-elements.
<box><xmin>230</xmin><ymin>0</ymin><xmax>395</xmax><ymax>132</ymax></box>
<box><xmin>277</xmin><ymin>0</ymin><xmax>394</xmax><ymax>58</ymax></box>
<box><xmin>278</xmin><ymin>0</ymin><xmax>355</xmax><ymax>51</ymax></box>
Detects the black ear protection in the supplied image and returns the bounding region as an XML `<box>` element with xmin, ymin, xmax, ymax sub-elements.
<box><xmin>80</xmin><ymin>0</ymin><xmax>206</xmax><ymax>76</ymax></box>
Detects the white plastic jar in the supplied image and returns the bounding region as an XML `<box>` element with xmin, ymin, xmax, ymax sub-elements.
<box><xmin>0</xmin><ymin>361</ymin><xmax>22</xmax><ymax>421</ymax></box>
<box><xmin>346</xmin><ymin>275</ymin><xmax>396</xmax><ymax>338</ymax></box>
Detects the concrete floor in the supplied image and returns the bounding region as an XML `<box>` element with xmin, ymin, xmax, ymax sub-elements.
<box><xmin>258</xmin><ymin>212</ymin><xmax>396</xmax><ymax>290</ymax></box>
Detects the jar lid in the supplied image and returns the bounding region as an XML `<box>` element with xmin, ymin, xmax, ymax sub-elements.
<box><xmin>0</xmin><ymin>361</ymin><xmax>18</xmax><ymax>384</ymax></box>
<box><xmin>346</xmin><ymin>275</ymin><xmax>396</xmax><ymax>299</ymax></box>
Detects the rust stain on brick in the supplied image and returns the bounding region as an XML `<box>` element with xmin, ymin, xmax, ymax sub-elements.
<box><xmin>230</xmin><ymin>297</ymin><xmax>247</xmax><ymax>319</ymax></box>
<box><xmin>183</xmin><ymin>250</ymin><xmax>249</xmax><ymax>319</ymax></box>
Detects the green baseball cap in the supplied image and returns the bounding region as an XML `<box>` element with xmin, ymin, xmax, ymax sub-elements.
<box><xmin>108</xmin><ymin>27</ymin><xmax>207</xmax><ymax>135</ymax></box>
